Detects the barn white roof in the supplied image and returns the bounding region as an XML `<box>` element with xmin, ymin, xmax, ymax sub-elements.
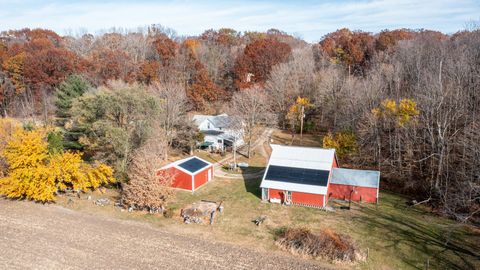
<box><xmin>268</xmin><ymin>144</ymin><xmax>336</xmax><ymax>171</ymax></box>
<box><xmin>260</xmin><ymin>145</ymin><xmax>336</xmax><ymax>195</ymax></box>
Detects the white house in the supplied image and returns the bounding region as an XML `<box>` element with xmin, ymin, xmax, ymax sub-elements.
<box><xmin>193</xmin><ymin>113</ymin><xmax>244</xmax><ymax>151</ymax></box>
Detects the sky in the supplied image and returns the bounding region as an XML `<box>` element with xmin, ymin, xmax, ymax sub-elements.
<box><xmin>0</xmin><ymin>0</ymin><xmax>478</xmax><ymax>42</ymax></box>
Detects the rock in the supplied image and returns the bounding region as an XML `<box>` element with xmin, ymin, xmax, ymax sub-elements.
<box><xmin>94</xmin><ymin>198</ymin><xmax>110</xmax><ymax>206</ymax></box>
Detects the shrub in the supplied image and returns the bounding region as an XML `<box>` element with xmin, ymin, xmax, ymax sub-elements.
<box><xmin>163</xmin><ymin>208</ymin><xmax>176</xmax><ymax>218</ymax></box>
<box><xmin>0</xmin><ymin>128</ymin><xmax>115</xmax><ymax>202</ymax></box>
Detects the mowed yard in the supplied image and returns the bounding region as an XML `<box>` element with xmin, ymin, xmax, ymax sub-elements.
<box><xmin>57</xmin><ymin>173</ymin><xmax>480</xmax><ymax>270</ymax></box>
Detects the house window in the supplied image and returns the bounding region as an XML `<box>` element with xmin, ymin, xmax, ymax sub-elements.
<box><xmin>217</xmin><ymin>139</ymin><xmax>222</xmax><ymax>143</ymax></box>
<box><xmin>207</xmin><ymin>123</ymin><xmax>211</xmax><ymax>129</ymax></box>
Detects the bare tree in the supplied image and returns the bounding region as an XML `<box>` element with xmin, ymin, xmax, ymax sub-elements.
<box><xmin>229</xmin><ymin>85</ymin><xmax>266</xmax><ymax>158</ymax></box>
<box><xmin>266</xmin><ymin>47</ymin><xmax>315</xmax><ymax>128</ymax></box>
<box><xmin>150</xmin><ymin>80</ymin><xmax>188</xmax><ymax>158</ymax></box>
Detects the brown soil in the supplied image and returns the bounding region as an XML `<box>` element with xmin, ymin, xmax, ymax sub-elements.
<box><xmin>0</xmin><ymin>199</ymin><xmax>329</xmax><ymax>270</ymax></box>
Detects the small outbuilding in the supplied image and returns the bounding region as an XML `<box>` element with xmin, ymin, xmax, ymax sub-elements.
<box><xmin>158</xmin><ymin>156</ymin><xmax>213</xmax><ymax>192</ymax></box>
<box><xmin>260</xmin><ymin>144</ymin><xmax>380</xmax><ymax>208</ymax></box>
<box><xmin>329</xmin><ymin>168</ymin><xmax>380</xmax><ymax>203</ymax></box>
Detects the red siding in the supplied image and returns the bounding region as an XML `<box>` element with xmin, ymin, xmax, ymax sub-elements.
<box><xmin>328</xmin><ymin>183</ymin><xmax>378</xmax><ymax>203</ymax></box>
<box><xmin>332</xmin><ymin>155</ymin><xmax>339</xmax><ymax>168</ymax></box>
<box><xmin>267</xmin><ymin>189</ymin><xmax>325</xmax><ymax>207</ymax></box>
<box><xmin>193</xmin><ymin>166</ymin><xmax>211</xmax><ymax>190</ymax></box>
<box><xmin>160</xmin><ymin>167</ymin><xmax>192</xmax><ymax>191</ymax></box>
<box><xmin>291</xmin><ymin>192</ymin><xmax>325</xmax><ymax>207</ymax></box>
<box><xmin>268</xmin><ymin>188</ymin><xmax>284</xmax><ymax>200</ymax></box>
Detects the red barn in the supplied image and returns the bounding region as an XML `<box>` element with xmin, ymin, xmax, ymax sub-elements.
<box><xmin>260</xmin><ymin>145</ymin><xmax>380</xmax><ymax>208</ymax></box>
<box><xmin>158</xmin><ymin>156</ymin><xmax>213</xmax><ymax>192</ymax></box>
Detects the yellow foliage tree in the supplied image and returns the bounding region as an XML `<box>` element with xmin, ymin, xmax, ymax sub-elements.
<box><xmin>287</xmin><ymin>97</ymin><xmax>314</xmax><ymax>133</ymax></box>
<box><xmin>0</xmin><ymin>118</ymin><xmax>21</xmax><ymax>177</ymax></box>
<box><xmin>0</xmin><ymin>128</ymin><xmax>115</xmax><ymax>202</ymax></box>
<box><xmin>323</xmin><ymin>131</ymin><xmax>357</xmax><ymax>158</ymax></box>
<box><xmin>372</xmin><ymin>98</ymin><xmax>419</xmax><ymax>126</ymax></box>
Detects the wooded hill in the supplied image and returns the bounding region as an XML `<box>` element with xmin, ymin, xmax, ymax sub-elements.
<box><xmin>0</xmin><ymin>26</ymin><xmax>479</xmax><ymax>223</ymax></box>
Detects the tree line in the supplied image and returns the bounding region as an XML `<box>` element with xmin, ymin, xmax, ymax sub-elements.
<box><xmin>0</xmin><ymin>26</ymin><xmax>479</xmax><ymax>222</ymax></box>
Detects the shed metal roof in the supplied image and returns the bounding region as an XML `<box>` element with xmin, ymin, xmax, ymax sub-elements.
<box><xmin>268</xmin><ymin>144</ymin><xmax>336</xmax><ymax>171</ymax></box>
<box><xmin>331</xmin><ymin>168</ymin><xmax>380</xmax><ymax>188</ymax></box>
<box><xmin>178</xmin><ymin>157</ymin><xmax>209</xmax><ymax>174</ymax></box>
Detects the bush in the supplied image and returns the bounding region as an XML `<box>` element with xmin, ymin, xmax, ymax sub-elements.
<box><xmin>0</xmin><ymin>128</ymin><xmax>115</xmax><ymax>202</ymax></box>
<box><xmin>274</xmin><ymin>227</ymin><xmax>363</xmax><ymax>262</ymax></box>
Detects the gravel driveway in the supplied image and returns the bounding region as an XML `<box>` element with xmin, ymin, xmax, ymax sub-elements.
<box><xmin>0</xmin><ymin>200</ymin><xmax>328</xmax><ymax>270</ymax></box>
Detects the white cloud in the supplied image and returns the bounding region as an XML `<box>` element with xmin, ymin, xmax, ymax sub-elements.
<box><xmin>0</xmin><ymin>0</ymin><xmax>478</xmax><ymax>42</ymax></box>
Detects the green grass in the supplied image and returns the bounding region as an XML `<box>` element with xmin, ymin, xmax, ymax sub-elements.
<box><xmin>170</xmin><ymin>177</ymin><xmax>479</xmax><ymax>269</ymax></box>
<box><xmin>58</xmin><ymin>127</ymin><xmax>479</xmax><ymax>269</ymax></box>
<box><xmin>59</xmin><ymin>175</ymin><xmax>479</xmax><ymax>269</ymax></box>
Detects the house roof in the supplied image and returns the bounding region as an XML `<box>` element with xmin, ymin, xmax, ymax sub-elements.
<box><xmin>331</xmin><ymin>168</ymin><xmax>380</xmax><ymax>189</ymax></box>
<box><xmin>159</xmin><ymin>156</ymin><xmax>212</xmax><ymax>175</ymax></box>
<box><xmin>260</xmin><ymin>145</ymin><xmax>336</xmax><ymax>195</ymax></box>
<box><xmin>193</xmin><ymin>113</ymin><xmax>232</xmax><ymax>129</ymax></box>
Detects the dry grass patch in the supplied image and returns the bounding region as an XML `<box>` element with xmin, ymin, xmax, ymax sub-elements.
<box><xmin>271</xmin><ymin>129</ymin><xmax>324</xmax><ymax>147</ymax></box>
<box><xmin>275</xmin><ymin>227</ymin><xmax>365</xmax><ymax>263</ymax></box>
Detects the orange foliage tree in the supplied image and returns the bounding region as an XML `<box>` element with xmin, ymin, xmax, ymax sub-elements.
<box><xmin>182</xmin><ymin>39</ymin><xmax>224</xmax><ymax>110</ymax></box>
<box><xmin>319</xmin><ymin>28</ymin><xmax>375</xmax><ymax>74</ymax></box>
<box><xmin>87</xmin><ymin>49</ymin><xmax>134</xmax><ymax>84</ymax></box>
<box><xmin>376</xmin><ymin>29</ymin><xmax>415</xmax><ymax>52</ymax></box>
<box><xmin>24</xmin><ymin>38</ymin><xmax>77</xmax><ymax>90</ymax></box>
<box><xmin>234</xmin><ymin>37</ymin><xmax>291</xmax><ymax>89</ymax></box>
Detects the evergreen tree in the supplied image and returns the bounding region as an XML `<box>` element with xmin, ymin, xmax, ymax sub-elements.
<box><xmin>55</xmin><ymin>74</ymin><xmax>91</xmax><ymax>125</ymax></box>
<box><xmin>54</xmin><ymin>75</ymin><xmax>91</xmax><ymax>150</ymax></box>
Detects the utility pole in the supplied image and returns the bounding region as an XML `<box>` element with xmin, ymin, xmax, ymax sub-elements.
<box><xmin>300</xmin><ymin>105</ymin><xmax>305</xmax><ymax>139</ymax></box>
<box><xmin>233</xmin><ymin>135</ymin><xmax>237</xmax><ymax>169</ymax></box>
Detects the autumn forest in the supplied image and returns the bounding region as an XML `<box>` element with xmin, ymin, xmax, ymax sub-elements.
<box><xmin>0</xmin><ymin>26</ymin><xmax>479</xmax><ymax>223</ymax></box>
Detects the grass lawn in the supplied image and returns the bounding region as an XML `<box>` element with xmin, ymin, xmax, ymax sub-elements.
<box><xmin>59</xmin><ymin>176</ymin><xmax>480</xmax><ymax>270</ymax></box>
<box><xmin>193</xmin><ymin>149</ymin><xmax>224</xmax><ymax>164</ymax></box>
<box><xmin>220</xmin><ymin>151</ymin><xmax>267</xmax><ymax>174</ymax></box>
<box><xmin>57</xmin><ymin>129</ymin><xmax>479</xmax><ymax>269</ymax></box>
<box><xmin>271</xmin><ymin>129</ymin><xmax>325</xmax><ymax>147</ymax></box>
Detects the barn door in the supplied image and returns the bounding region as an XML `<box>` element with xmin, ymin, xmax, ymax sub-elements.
<box><xmin>284</xmin><ymin>191</ymin><xmax>292</xmax><ymax>205</ymax></box>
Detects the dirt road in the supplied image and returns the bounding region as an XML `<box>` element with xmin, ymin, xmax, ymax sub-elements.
<box><xmin>0</xmin><ymin>200</ymin><xmax>326</xmax><ymax>270</ymax></box>
<box><xmin>214</xmin><ymin>128</ymin><xmax>273</xmax><ymax>179</ymax></box>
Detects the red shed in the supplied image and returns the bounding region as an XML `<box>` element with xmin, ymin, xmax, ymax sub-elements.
<box><xmin>158</xmin><ymin>156</ymin><xmax>213</xmax><ymax>192</ymax></box>
<box><xmin>260</xmin><ymin>145</ymin><xmax>380</xmax><ymax>208</ymax></box>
